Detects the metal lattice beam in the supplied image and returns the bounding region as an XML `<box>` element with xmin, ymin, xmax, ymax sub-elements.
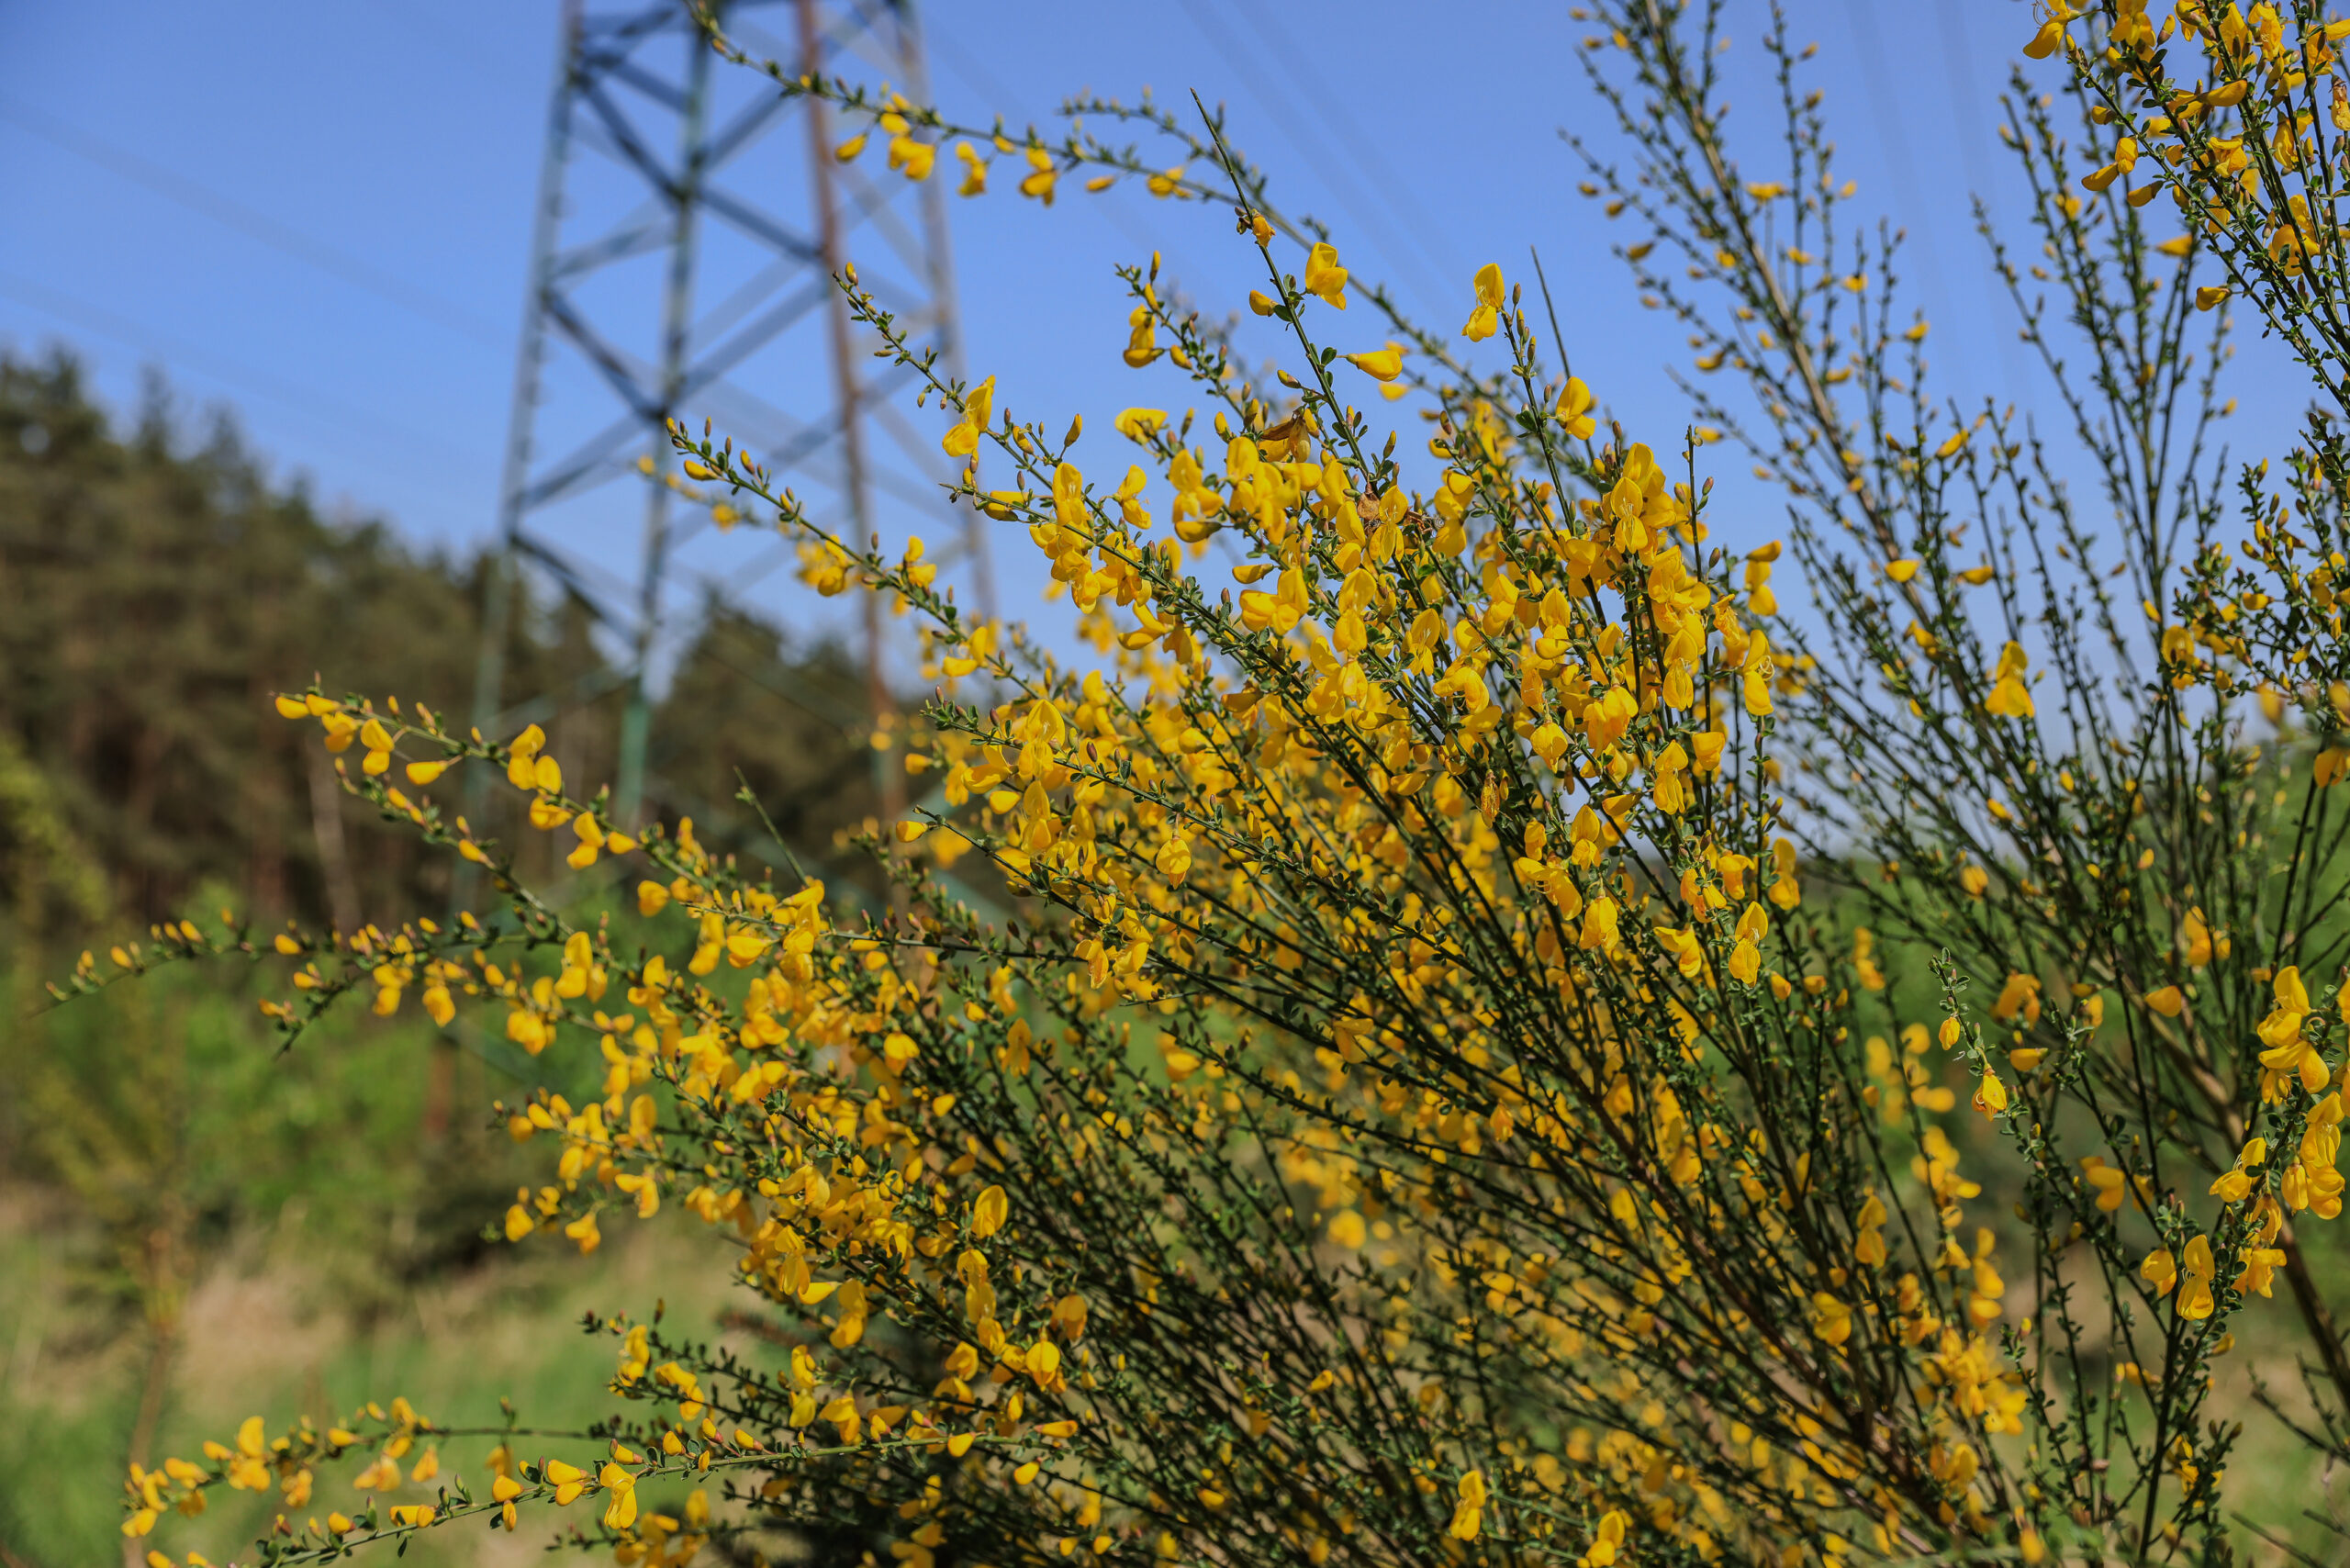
<box><xmin>464</xmin><ymin>0</ymin><xmax>984</xmax><ymax>854</ymax></box>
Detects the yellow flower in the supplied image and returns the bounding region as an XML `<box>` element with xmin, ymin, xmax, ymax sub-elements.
<box><xmin>1984</xmin><ymin>641</ymin><xmax>2034</xmax><ymax>718</ymax></box>
<box><xmin>1155</xmin><ymin>835</ymin><xmax>1192</xmax><ymax>879</ymax></box>
<box><xmin>2177</xmin><ymin>1235</ymin><xmax>2216</xmax><ymax>1320</ymax></box>
<box><xmin>2210</xmin><ymin>1137</ymin><xmax>2266</xmax><ymax>1204</ymax></box>
<box><xmin>1578</xmin><ymin>897</ymin><xmax>1620</xmax><ymax>955</ymax></box>
<box><xmin>972</xmin><ymin>1184</ymin><xmax>1009</xmax><ymax>1238</ymax></box>
<box><xmin>1447</xmin><ymin>1469</ymin><xmax>1486</xmax><ymax>1540</ymax></box>
<box><xmin>543</xmin><ymin>1459</ymin><xmax>588</xmax><ymax>1505</ymax></box>
<box><xmin>1018</xmin><ymin>146</ymin><xmax>1058</xmax><ymax>205</ymax></box>
<box><xmin>349</xmin><ymin>1453</ymin><xmax>398</xmax><ymax>1493</ymax></box>
<box><xmin>953</xmin><ymin>140</ymin><xmax>987</xmax><ymax>196</ymax></box>
<box><xmin>2081</xmin><ymin>1157</ymin><xmax>2128</xmax><ymax>1213</ymax></box>
<box><xmin>886</xmin><ymin>134</ymin><xmax>934</xmax><ymax>182</ymax></box>
<box><xmin>1461</xmin><ymin>262</ymin><xmax>1504</xmax><ymax>341</ymax></box>
<box><xmin>2257</xmin><ymin>966</ymin><xmax>2330</xmax><ymax>1092</ymax></box>
<box><xmin>1122</xmin><ymin>305</ymin><xmax>1162</xmax><ymax>367</ymax></box>
<box><xmin>1583</xmin><ymin>1508</ymin><xmax>1629</xmax><ymax>1566</ymax></box>
<box><xmin>1113</xmin><ymin>408</ymin><xmax>1167</xmax><ymax>442</ymax></box>
<box><xmin>1344</xmin><ymin>347</ymin><xmax>1402</xmax><ymax>382</ymax></box>
<box><xmin>1991</xmin><ymin>971</ymin><xmax>2042</xmax><ymax>1025</ymax></box>
<box><xmin>2236</xmin><ymin>1247</ymin><xmax>2286</xmax><ymax>1297</ymax></box>
<box><xmin>1972</xmin><ymin>1071</ymin><xmax>2009</xmax><ymax>1117</ymax></box>
<box><xmin>1302</xmin><ymin>242</ymin><xmax>1349</xmax><ymax>309</ymax></box>
<box><xmin>942</xmin><ymin>376</ymin><xmax>995</xmax><ymax>457</ymax></box>
<box><xmin>2178</xmin><ymin>906</ymin><xmax>2213</xmax><ymax>967</ymax></box>
<box><xmin>599</xmin><ymin>1462</ymin><xmax>638</xmax><ymax>1530</ymax></box>
<box><xmin>1553</xmin><ymin>377</ymin><xmax>1596</xmax><ymax>439</ymax></box>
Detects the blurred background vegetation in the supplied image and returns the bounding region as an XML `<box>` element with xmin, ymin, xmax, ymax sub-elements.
<box><xmin>0</xmin><ymin>350</ymin><xmax>885</xmax><ymax>1568</ymax></box>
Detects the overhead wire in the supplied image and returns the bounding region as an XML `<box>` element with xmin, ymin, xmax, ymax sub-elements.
<box><xmin>1931</xmin><ymin>0</ymin><xmax>2035</xmax><ymax>398</ymax></box>
<box><xmin>923</xmin><ymin>24</ymin><xmax>1169</xmax><ymax>259</ymax></box>
<box><xmin>0</xmin><ymin>23</ymin><xmax>929</xmax><ymax>700</ymax></box>
<box><xmin>1170</xmin><ymin>0</ymin><xmax>1452</xmax><ymax>320</ymax></box>
<box><xmin>0</xmin><ymin>96</ymin><xmax>509</xmax><ymax>351</ymax></box>
<box><xmin>0</xmin><ymin>265</ymin><xmax>489</xmax><ymax>508</ymax></box>
<box><xmin>1839</xmin><ymin>0</ymin><xmax>1954</xmax><ymax>346</ymax></box>
<box><xmin>1199</xmin><ymin>0</ymin><xmax>1463</xmax><ymax>299</ymax></box>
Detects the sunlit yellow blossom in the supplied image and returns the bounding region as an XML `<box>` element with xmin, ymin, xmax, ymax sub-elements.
<box><xmin>1302</xmin><ymin>242</ymin><xmax>1348</xmax><ymax>308</ymax></box>
<box><xmin>1461</xmin><ymin>263</ymin><xmax>1504</xmax><ymax>341</ymax></box>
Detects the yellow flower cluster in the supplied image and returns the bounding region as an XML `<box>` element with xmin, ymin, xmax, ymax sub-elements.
<box><xmin>116</xmin><ymin>204</ymin><xmax>2056</xmax><ymax>1562</ymax></box>
<box><xmin>91</xmin><ymin>5</ymin><xmax>2350</xmax><ymax>1565</ymax></box>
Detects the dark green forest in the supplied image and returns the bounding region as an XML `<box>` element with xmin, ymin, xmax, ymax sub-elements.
<box><xmin>0</xmin><ymin>350</ymin><xmax>880</xmax><ymax>938</ymax></box>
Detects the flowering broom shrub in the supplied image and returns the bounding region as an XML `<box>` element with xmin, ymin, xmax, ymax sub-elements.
<box><xmin>66</xmin><ymin>1</ymin><xmax>2350</xmax><ymax>1563</ymax></box>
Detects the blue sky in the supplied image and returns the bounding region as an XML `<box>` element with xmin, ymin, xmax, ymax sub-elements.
<box><xmin>0</xmin><ymin>0</ymin><xmax>2277</xmax><ymax>679</ymax></box>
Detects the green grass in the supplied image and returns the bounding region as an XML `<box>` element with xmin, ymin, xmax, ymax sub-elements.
<box><xmin>0</xmin><ymin>913</ymin><xmax>752</xmax><ymax>1568</ymax></box>
<box><xmin>0</xmin><ymin>1198</ymin><xmax>747</xmax><ymax>1568</ymax></box>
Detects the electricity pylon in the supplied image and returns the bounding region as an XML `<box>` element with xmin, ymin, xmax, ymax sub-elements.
<box><xmin>466</xmin><ymin>0</ymin><xmax>986</xmax><ymax>857</ymax></box>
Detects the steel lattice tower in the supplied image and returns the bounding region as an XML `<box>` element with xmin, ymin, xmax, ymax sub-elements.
<box><xmin>468</xmin><ymin>0</ymin><xmax>986</xmax><ymax>846</ymax></box>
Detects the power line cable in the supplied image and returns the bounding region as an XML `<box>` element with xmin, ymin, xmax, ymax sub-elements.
<box><xmin>0</xmin><ymin>266</ymin><xmax>488</xmax><ymax>506</ymax></box>
<box><xmin>0</xmin><ymin>96</ymin><xmax>509</xmax><ymax>351</ymax></box>
<box><xmin>351</xmin><ymin>0</ymin><xmax>525</xmax><ymax>101</ymax></box>
<box><xmin>1840</xmin><ymin>1</ymin><xmax>1955</xmax><ymax>348</ymax></box>
<box><xmin>1932</xmin><ymin>0</ymin><xmax>2034</xmax><ymax>398</ymax></box>
<box><xmin>1170</xmin><ymin>0</ymin><xmax>1452</xmax><ymax>319</ymax></box>
<box><xmin>923</xmin><ymin>24</ymin><xmax>1169</xmax><ymax>260</ymax></box>
<box><xmin>1201</xmin><ymin>0</ymin><xmax>1463</xmax><ymax>295</ymax></box>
